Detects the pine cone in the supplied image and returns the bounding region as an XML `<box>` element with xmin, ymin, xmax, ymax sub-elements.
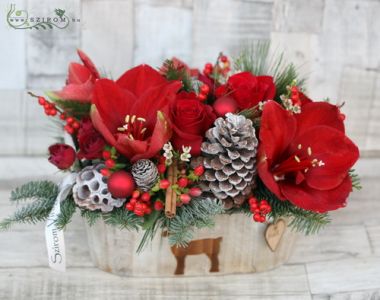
<box><xmin>200</xmin><ymin>113</ymin><xmax>258</xmax><ymax>208</ymax></box>
<box><xmin>131</xmin><ymin>159</ymin><xmax>159</xmax><ymax>191</ymax></box>
<box><xmin>73</xmin><ymin>164</ymin><xmax>126</xmax><ymax>212</ymax></box>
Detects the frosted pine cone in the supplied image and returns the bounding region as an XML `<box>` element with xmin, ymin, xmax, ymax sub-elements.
<box><xmin>200</xmin><ymin>113</ymin><xmax>258</xmax><ymax>208</ymax></box>
<box><xmin>73</xmin><ymin>164</ymin><xmax>126</xmax><ymax>212</ymax></box>
<box><xmin>131</xmin><ymin>159</ymin><xmax>159</xmax><ymax>191</ymax></box>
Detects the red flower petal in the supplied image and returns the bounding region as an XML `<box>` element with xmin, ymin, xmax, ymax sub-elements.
<box><xmin>289</xmin><ymin>126</ymin><xmax>359</xmax><ymax>190</ymax></box>
<box><xmin>281</xmin><ymin>175</ymin><xmax>352</xmax><ymax>213</ymax></box>
<box><xmin>296</xmin><ymin>102</ymin><xmax>345</xmax><ymax>136</ymax></box>
<box><xmin>259</xmin><ymin>101</ymin><xmax>297</xmax><ymax>162</ymax></box>
<box><xmin>117</xmin><ymin>65</ymin><xmax>169</xmax><ymax>98</ymax></box>
<box><xmin>93</xmin><ymin>79</ymin><xmax>136</xmax><ymax>132</ymax></box>
<box><xmin>54</xmin><ymin>79</ymin><xmax>94</xmax><ymax>102</ymax></box>
<box><xmin>90</xmin><ymin>105</ymin><xmax>117</xmax><ymax>146</ymax></box>
<box><xmin>68</xmin><ymin>63</ymin><xmax>92</xmax><ymax>84</ymax></box>
<box><xmin>77</xmin><ymin>49</ymin><xmax>100</xmax><ymax>79</ymax></box>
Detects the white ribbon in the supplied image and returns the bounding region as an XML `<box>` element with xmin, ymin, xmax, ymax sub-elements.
<box><xmin>45</xmin><ymin>173</ymin><xmax>77</xmax><ymax>272</ymax></box>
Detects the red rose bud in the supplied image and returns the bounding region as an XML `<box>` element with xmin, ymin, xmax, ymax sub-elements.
<box><xmin>180</xmin><ymin>194</ymin><xmax>191</xmax><ymax>204</ymax></box>
<box><xmin>157</xmin><ymin>164</ymin><xmax>166</xmax><ymax>174</ymax></box>
<box><xmin>154</xmin><ymin>201</ymin><xmax>164</xmax><ymax>211</ymax></box>
<box><xmin>177</xmin><ymin>177</ymin><xmax>189</xmax><ymax>188</ymax></box>
<box><xmin>159</xmin><ymin>179</ymin><xmax>170</xmax><ymax>189</ymax></box>
<box><xmin>194</xmin><ymin>165</ymin><xmax>205</xmax><ymax>176</ymax></box>
<box><xmin>189</xmin><ymin>187</ymin><xmax>202</xmax><ymax>197</ymax></box>
<box><xmin>48</xmin><ymin>143</ymin><xmax>76</xmax><ymax>170</ymax></box>
<box><xmin>77</xmin><ymin>118</ymin><xmax>106</xmax><ymax>160</ymax></box>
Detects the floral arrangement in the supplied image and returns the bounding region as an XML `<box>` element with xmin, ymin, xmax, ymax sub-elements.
<box><xmin>0</xmin><ymin>45</ymin><xmax>360</xmax><ymax>250</ymax></box>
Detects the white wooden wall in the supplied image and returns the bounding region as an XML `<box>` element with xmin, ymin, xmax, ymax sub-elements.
<box><xmin>1</xmin><ymin>0</ymin><xmax>379</xmax><ymax>156</ymax></box>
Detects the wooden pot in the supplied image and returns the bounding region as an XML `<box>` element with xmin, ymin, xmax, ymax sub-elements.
<box><xmin>84</xmin><ymin>214</ymin><xmax>298</xmax><ymax>277</ymax></box>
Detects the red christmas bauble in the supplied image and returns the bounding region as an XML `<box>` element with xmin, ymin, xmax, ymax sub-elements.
<box><xmin>213</xmin><ymin>96</ymin><xmax>238</xmax><ymax>117</ymax></box>
<box><xmin>107</xmin><ymin>171</ymin><xmax>135</xmax><ymax>198</ymax></box>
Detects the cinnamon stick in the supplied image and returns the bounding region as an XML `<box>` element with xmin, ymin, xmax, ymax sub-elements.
<box><xmin>165</xmin><ymin>162</ymin><xmax>178</xmax><ymax>218</ymax></box>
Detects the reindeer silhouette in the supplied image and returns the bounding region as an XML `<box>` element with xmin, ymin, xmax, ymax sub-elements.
<box><xmin>170</xmin><ymin>237</ymin><xmax>222</xmax><ymax>275</ymax></box>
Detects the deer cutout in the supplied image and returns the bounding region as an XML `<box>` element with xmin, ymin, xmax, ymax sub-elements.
<box><xmin>170</xmin><ymin>237</ymin><xmax>222</xmax><ymax>275</ymax></box>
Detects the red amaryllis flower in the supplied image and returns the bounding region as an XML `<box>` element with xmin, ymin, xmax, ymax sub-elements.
<box><xmin>77</xmin><ymin>118</ymin><xmax>106</xmax><ymax>160</ymax></box>
<box><xmin>217</xmin><ymin>72</ymin><xmax>276</xmax><ymax>110</ymax></box>
<box><xmin>257</xmin><ymin>101</ymin><xmax>359</xmax><ymax>213</ymax></box>
<box><xmin>170</xmin><ymin>92</ymin><xmax>216</xmax><ymax>155</ymax></box>
<box><xmin>48</xmin><ymin>143</ymin><xmax>76</xmax><ymax>170</ymax></box>
<box><xmin>52</xmin><ymin>49</ymin><xmax>100</xmax><ymax>102</ymax></box>
<box><xmin>91</xmin><ymin>65</ymin><xmax>182</xmax><ymax>162</ymax></box>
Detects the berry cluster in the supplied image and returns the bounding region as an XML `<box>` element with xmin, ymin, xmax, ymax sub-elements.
<box><xmin>198</xmin><ymin>84</ymin><xmax>210</xmax><ymax>101</ymax></box>
<box><xmin>202</xmin><ymin>54</ymin><xmax>230</xmax><ymax>78</ymax></box>
<box><xmin>125</xmin><ymin>191</ymin><xmax>154</xmax><ymax>217</ymax></box>
<box><xmin>33</xmin><ymin>93</ymin><xmax>80</xmax><ymax>135</ymax></box>
<box><xmin>248</xmin><ymin>197</ymin><xmax>272</xmax><ymax>223</ymax></box>
<box><xmin>100</xmin><ymin>149</ymin><xmax>116</xmax><ymax>177</ymax></box>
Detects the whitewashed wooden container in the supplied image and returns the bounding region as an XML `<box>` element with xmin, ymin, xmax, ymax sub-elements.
<box><xmin>85</xmin><ymin>214</ymin><xmax>298</xmax><ymax>276</ymax></box>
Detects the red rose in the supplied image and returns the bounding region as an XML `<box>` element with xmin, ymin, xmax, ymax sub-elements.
<box><xmin>223</xmin><ymin>72</ymin><xmax>276</xmax><ymax>110</ymax></box>
<box><xmin>77</xmin><ymin>118</ymin><xmax>106</xmax><ymax>159</ymax></box>
<box><xmin>170</xmin><ymin>92</ymin><xmax>216</xmax><ymax>155</ymax></box>
<box><xmin>48</xmin><ymin>143</ymin><xmax>76</xmax><ymax>170</ymax></box>
<box><xmin>257</xmin><ymin>101</ymin><xmax>359</xmax><ymax>213</ymax></box>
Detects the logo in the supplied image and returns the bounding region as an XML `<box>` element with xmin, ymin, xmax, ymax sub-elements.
<box><xmin>7</xmin><ymin>3</ymin><xmax>80</xmax><ymax>30</ymax></box>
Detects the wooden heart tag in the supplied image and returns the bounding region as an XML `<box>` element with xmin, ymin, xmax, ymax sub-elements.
<box><xmin>265</xmin><ymin>219</ymin><xmax>286</xmax><ymax>252</ymax></box>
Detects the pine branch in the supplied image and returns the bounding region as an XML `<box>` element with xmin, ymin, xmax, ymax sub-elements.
<box><xmin>45</xmin><ymin>91</ymin><xmax>91</xmax><ymax>118</ymax></box>
<box><xmin>164</xmin><ymin>198</ymin><xmax>225</xmax><ymax>247</ymax></box>
<box><xmin>55</xmin><ymin>196</ymin><xmax>77</xmax><ymax>230</ymax></box>
<box><xmin>162</xmin><ymin>59</ymin><xmax>193</xmax><ymax>92</ymax></box>
<box><xmin>349</xmin><ymin>169</ymin><xmax>362</xmax><ymax>190</ymax></box>
<box><xmin>0</xmin><ymin>197</ymin><xmax>57</xmax><ymax>230</ymax></box>
<box><xmin>80</xmin><ymin>209</ymin><xmax>102</xmax><ymax>226</ymax></box>
<box><xmin>103</xmin><ymin>207</ymin><xmax>143</xmax><ymax>230</ymax></box>
<box><xmin>10</xmin><ymin>181</ymin><xmax>58</xmax><ymax>203</ymax></box>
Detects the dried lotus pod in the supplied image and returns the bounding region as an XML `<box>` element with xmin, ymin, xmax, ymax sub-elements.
<box><xmin>73</xmin><ymin>164</ymin><xmax>126</xmax><ymax>212</ymax></box>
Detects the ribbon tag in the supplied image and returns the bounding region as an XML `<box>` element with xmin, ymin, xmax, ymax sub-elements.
<box><xmin>45</xmin><ymin>173</ymin><xmax>77</xmax><ymax>272</ymax></box>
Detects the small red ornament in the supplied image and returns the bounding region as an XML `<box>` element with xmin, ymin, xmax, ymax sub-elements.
<box><xmin>213</xmin><ymin>96</ymin><xmax>238</xmax><ymax>117</ymax></box>
<box><xmin>107</xmin><ymin>170</ymin><xmax>135</xmax><ymax>198</ymax></box>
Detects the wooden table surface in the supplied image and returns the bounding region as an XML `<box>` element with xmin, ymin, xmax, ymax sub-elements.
<box><xmin>0</xmin><ymin>157</ymin><xmax>379</xmax><ymax>300</ymax></box>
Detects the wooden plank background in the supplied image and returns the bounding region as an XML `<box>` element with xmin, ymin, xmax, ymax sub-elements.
<box><xmin>0</xmin><ymin>0</ymin><xmax>379</xmax><ymax>156</ymax></box>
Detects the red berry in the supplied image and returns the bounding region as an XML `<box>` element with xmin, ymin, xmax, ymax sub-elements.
<box><xmin>180</xmin><ymin>194</ymin><xmax>191</xmax><ymax>204</ymax></box>
<box><xmin>253</xmin><ymin>213</ymin><xmax>261</xmax><ymax>222</ymax></box>
<box><xmin>130</xmin><ymin>198</ymin><xmax>137</xmax><ymax>205</ymax></box>
<box><xmin>59</xmin><ymin>113</ymin><xmax>66</xmax><ymax>120</ymax></box>
<box><xmin>132</xmin><ymin>190</ymin><xmax>140</xmax><ymax>199</ymax></box>
<box><xmin>200</xmin><ymin>84</ymin><xmax>210</xmax><ymax>94</ymax></box>
<box><xmin>157</xmin><ymin>164</ymin><xmax>166</xmax><ymax>174</ymax></box>
<box><xmin>134</xmin><ymin>209</ymin><xmax>145</xmax><ymax>217</ymax></box>
<box><xmin>105</xmin><ymin>159</ymin><xmax>115</xmax><ymax>169</ymax></box>
<box><xmin>43</xmin><ymin>103</ymin><xmax>50</xmax><ymax>110</ymax></box>
<box><xmin>66</xmin><ymin>117</ymin><xmax>74</xmax><ymax>124</ymax></box>
<box><xmin>177</xmin><ymin>177</ymin><xmax>188</xmax><ymax>188</ymax></box>
<box><xmin>220</xmin><ymin>55</ymin><xmax>228</xmax><ymax>63</ymax></box>
<box><xmin>50</xmin><ymin>109</ymin><xmax>57</xmax><ymax>116</ymax></box>
<box><xmin>125</xmin><ymin>202</ymin><xmax>134</xmax><ymax>211</ymax></box>
<box><xmin>254</xmin><ymin>208</ymin><xmax>260</xmax><ymax>214</ymax></box>
<box><xmin>189</xmin><ymin>187</ymin><xmax>202</xmax><ymax>197</ymax></box>
<box><xmin>102</xmin><ymin>150</ymin><xmax>111</xmax><ymax>159</ymax></box>
<box><xmin>205</xmin><ymin>63</ymin><xmax>213</xmax><ymax>70</ymax></box>
<box><xmin>193</xmin><ymin>165</ymin><xmax>205</xmax><ymax>176</ymax></box>
<box><xmin>141</xmin><ymin>192</ymin><xmax>151</xmax><ymax>202</ymax></box>
<box><xmin>144</xmin><ymin>206</ymin><xmax>152</xmax><ymax>215</ymax></box>
<box><xmin>72</xmin><ymin>121</ymin><xmax>80</xmax><ymax>129</ymax></box>
<box><xmin>260</xmin><ymin>215</ymin><xmax>266</xmax><ymax>223</ymax></box>
<box><xmin>159</xmin><ymin>179</ymin><xmax>170</xmax><ymax>189</ymax></box>
<box><xmin>64</xmin><ymin>125</ymin><xmax>74</xmax><ymax>134</ymax></box>
<box><xmin>159</xmin><ymin>156</ymin><xmax>166</xmax><ymax>164</ymax></box>
<box><xmin>100</xmin><ymin>168</ymin><xmax>111</xmax><ymax>177</ymax></box>
<box><xmin>249</xmin><ymin>197</ymin><xmax>258</xmax><ymax>206</ymax></box>
<box><xmin>339</xmin><ymin>113</ymin><xmax>346</xmax><ymax>121</ymax></box>
<box><xmin>260</xmin><ymin>199</ymin><xmax>269</xmax><ymax>206</ymax></box>
<box><xmin>38</xmin><ymin>97</ymin><xmax>46</xmax><ymax>105</ymax></box>
<box><xmin>198</xmin><ymin>93</ymin><xmax>207</xmax><ymax>101</ymax></box>
<box><xmin>154</xmin><ymin>201</ymin><xmax>164</xmax><ymax>211</ymax></box>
